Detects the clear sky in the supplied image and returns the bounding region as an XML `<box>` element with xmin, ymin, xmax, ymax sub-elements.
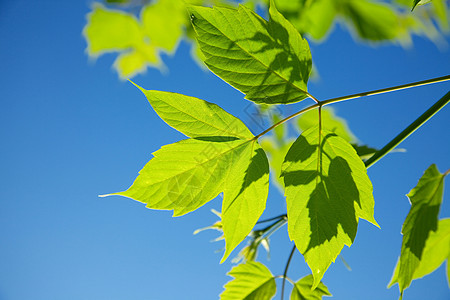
<box><xmin>0</xmin><ymin>1</ymin><xmax>449</xmax><ymax>299</ymax></box>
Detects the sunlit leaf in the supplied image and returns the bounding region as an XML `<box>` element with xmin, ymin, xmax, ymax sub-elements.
<box><xmin>340</xmin><ymin>0</ymin><xmax>401</xmax><ymax>41</ymax></box>
<box><xmin>412</xmin><ymin>0</ymin><xmax>432</xmax><ymax>11</ymax></box>
<box><xmin>113</xmin><ymin>45</ymin><xmax>159</xmax><ymax>78</ymax></box>
<box><xmin>388</xmin><ymin>164</ymin><xmax>447</xmax><ymax>293</ymax></box>
<box><xmin>104</xmin><ymin>86</ymin><xmax>269</xmax><ymax>262</ymax></box>
<box><xmin>431</xmin><ymin>0</ymin><xmax>449</xmax><ymax>30</ymax></box>
<box><xmin>84</xmin><ymin>4</ymin><xmax>143</xmax><ymax>56</ymax></box>
<box><xmin>296</xmin><ymin>107</ymin><xmax>356</xmax><ymax>143</ymax></box>
<box><xmin>141</xmin><ymin>0</ymin><xmax>187</xmax><ymax>53</ymax></box>
<box><xmin>134</xmin><ymin>87</ymin><xmax>254</xmax><ymax>139</ymax></box>
<box><xmin>188</xmin><ymin>0</ymin><xmax>312</xmax><ymax>104</ymax></box>
<box><xmin>281</xmin><ymin>126</ymin><xmax>378</xmax><ymax>287</ymax></box>
<box><xmin>260</xmin><ymin>137</ymin><xmax>293</xmax><ymax>190</ymax></box>
<box><xmin>290</xmin><ymin>274</ymin><xmax>332</xmax><ymax>300</ymax></box>
<box><xmin>221</xmin><ymin>262</ymin><xmax>276</xmax><ymax>300</ymax></box>
<box><xmin>291</xmin><ymin>0</ymin><xmax>336</xmax><ymax>41</ymax></box>
<box><xmin>389</xmin><ymin>219</ymin><xmax>450</xmax><ymax>291</ymax></box>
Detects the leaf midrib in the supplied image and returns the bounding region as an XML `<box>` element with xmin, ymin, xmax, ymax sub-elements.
<box><xmin>148</xmin><ymin>138</ymin><xmax>254</xmax><ymax>186</ymax></box>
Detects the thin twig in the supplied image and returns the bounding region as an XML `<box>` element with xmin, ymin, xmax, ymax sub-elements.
<box><xmin>365</xmin><ymin>90</ymin><xmax>450</xmax><ymax>169</ymax></box>
<box><xmin>281</xmin><ymin>245</ymin><xmax>297</xmax><ymax>300</ymax></box>
<box><xmin>321</xmin><ymin>75</ymin><xmax>450</xmax><ymax>107</ymax></box>
<box><xmin>256</xmin><ymin>214</ymin><xmax>287</xmax><ymax>225</ymax></box>
<box><xmin>254</xmin><ymin>75</ymin><xmax>450</xmax><ymax>140</ymax></box>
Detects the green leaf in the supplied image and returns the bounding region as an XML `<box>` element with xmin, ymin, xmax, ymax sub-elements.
<box><xmin>221</xmin><ymin>262</ymin><xmax>276</xmax><ymax>300</ymax></box>
<box><xmin>389</xmin><ymin>218</ymin><xmax>450</xmax><ymax>289</ymax></box>
<box><xmin>134</xmin><ymin>86</ymin><xmax>254</xmax><ymax>139</ymax></box>
<box><xmin>113</xmin><ymin>45</ymin><xmax>159</xmax><ymax>78</ymax></box>
<box><xmin>83</xmin><ymin>4</ymin><xmax>161</xmax><ymax>78</ymax></box>
<box><xmin>188</xmin><ymin>0</ymin><xmax>312</xmax><ymax>104</ymax></box>
<box><xmin>351</xmin><ymin>144</ymin><xmax>379</xmax><ymax>161</ymax></box>
<box><xmin>292</xmin><ymin>0</ymin><xmax>337</xmax><ymax>41</ymax></box>
<box><xmin>104</xmin><ymin>87</ymin><xmax>269</xmax><ymax>262</ymax></box>
<box><xmin>290</xmin><ymin>274</ymin><xmax>332</xmax><ymax>300</ymax></box>
<box><xmin>281</xmin><ymin>126</ymin><xmax>378</xmax><ymax>288</ymax></box>
<box><xmin>412</xmin><ymin>0</ymin><xmax>432</xmax><ymax>11</ymax></box>
<box><xmin>84</xmin><ymin>4</ymin><xmax>143</xmax><ymax>56</ymax></box>
<box><xmin>260</xmin><ymin>137</ymin><xmax>294</xmax><ymax>190</ymax></box>
<box><xmin>341</xmin><ymin>0</ymin><xmax>400</xmax><ymax>41</ymax></box>
<box><xmin>388</xmin><ymin>164</ymin><xmax>447</xmax><ymax>292</ymax></box>
<box><xmin>141</xmin><ymin>0</ymin><xmax>187</xmax><ymax>53</ymax></box>
<box><xmin>296</xmin><ymin>107</ymin><xmax>356</xmax><ymax>143</ymax></box>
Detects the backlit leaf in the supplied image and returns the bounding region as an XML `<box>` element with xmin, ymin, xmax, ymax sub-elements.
<box><xmin>188</xmin><ymin>0</ymin><xmax>312</xmax><ymax>104</ymax></box>
<box><xmin>389</xmin><ymin>219</ymin><xmax>450</xmax><ymax>291</ymax></box>
<box><xmin>412</xmin><ymin>0</ymin><xmax>432</xmax><ymax>11</ymax></box>
<box><xmin>388</xmin><ymin>164</ymin><xmax>447</xmax><ymax>293</ymax></box>
<box><xmin>221</xmin><ymin>262</ymin><xmax>276</xmax><ymax>300</ymax></box>
<box><xmin>134</xmin><ymin>86</ymin><xmax>254</xmax><ymax>139</ymax></box>
<box><xmin>281</xmin><ymin>126</ymin><xmax>378</xmax><ymax>287</ymax></box>
<box><xmin>260</xmin><ymin>137</ymin><xmax>294</xmax><ymax>190</ymax></box>
<box><xmin>141</xmin><ymin>0</ymin><xmax>186</xmax><ymax>53</ymax></box>
<box><xmin>290</xmin><ymin>274</ymin><xmax>332</xmax><ymax>300</ymax></box>
<box><xmin>296</xmin><ymin>107</ymin><xmax>356</xmax><ymax>143</ymax></box>
<box><xmin>105</xmin><ymin>87</ymin><xmax>269</xmax><ymax>261</ymax></box>
<box><xmin>84</xmin><ymin>4</ymin><xmax>143</xmax><ymax>55</ymax></box>
<box><xmin>341</xmin><ymin>0</ymin><xmax>401</xmax><ymax>41</ymax></box>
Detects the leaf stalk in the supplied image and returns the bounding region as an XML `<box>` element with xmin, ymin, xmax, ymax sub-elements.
<box><xmin>281</xmin><ymin>245</ymin><xmax>297</xmax><ymax>300</ymax></box>
<box><xmin>255</xmin><ymin>75</ymin><xmax>450</xmax><ymax>140</ymax></box>
<box><xmin>365</xmin><ymin>90</ymin><xmax>450</xmax><ymax>168</ymax></box>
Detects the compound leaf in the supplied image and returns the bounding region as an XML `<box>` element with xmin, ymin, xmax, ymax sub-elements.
<box><xmin>188</xmin><ymin>0</ymin><xmax>312</xmax><ymax>104</ymax></box>
<box><xmin>134</xmin><ymin>85</ymin><xmax>253</xmax><ymax>139</ymax></box>
<box><xmin>282</xmin><ymin>126</ymin><xmax>378</xmax><ymax>288</ymax></box>
<box><xmin>105</xmin><ymin>87</ymin><xmax>269</xmax><ymax>261</ymax></box>
<box><xmin>221</xmin><ymin>262</ymin><xmax>276</xmax><ymax>300</ymax></box>
<box><xmin>290</xmin><ymin>274</ymin><xmax>332</xmax><ymax>300</ymax></box>
<box><xmin>388</xmin><ymin>164</ymin><xmax>447</xmax><ymax>293</ymax></box>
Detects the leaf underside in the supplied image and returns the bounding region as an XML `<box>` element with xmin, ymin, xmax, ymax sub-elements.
<box><xmin>188</xmin><ymin>1</ymin><xmax>312</xmax><ymax>104</ymax></box>
<box><xmin>282</xmin><ymin>126</ymin><xmax>378</xmax><ymax>288</ymax></box>
<box><xmin>388</xmin><ymin>164</ymin><xmax>447</xmax><ymax>293</ymax></box>
<box><xmin>107</xmin><ymin>86</ymin><xmax>269</xmax><ymax>262</ymax></box>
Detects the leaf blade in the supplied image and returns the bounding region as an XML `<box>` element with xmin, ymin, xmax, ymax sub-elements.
<box><xmin>388</xmin><ymin>165</ymin><xmax>447</xmax><ymax>293</ymax></box>
<box><xmin>290</xmin><ymin>274</ymin><xmax>332</xmax><ymax>300</ymax></box>
<box><xmin>222</xmin><ymin>142</ymin><xmax>270</xmax><ymax>261</ymax></box>
<box><xmin>221</xmin><ymin>262</ymin><xmax>276</xmax><ymax>300</ymax></box>
<box><xmin>135</xmin><ymin>87</ymin><xmax>254</xmax><ymax>139</ymax></box>
<box><xmin>282</xmin><ymin>126</ymin><xmax>377</xmax><ymax>287</ymax></box>
<box><xmin>188</xmin><ymin>1</ymin><xmax>312</xmax><ymax>104</ymax></box>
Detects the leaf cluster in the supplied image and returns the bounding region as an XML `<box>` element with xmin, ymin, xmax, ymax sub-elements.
<box><xmin>96</xmin><ymin>0</ymin><xmax>450</xmax><ymax>299</ymax></box>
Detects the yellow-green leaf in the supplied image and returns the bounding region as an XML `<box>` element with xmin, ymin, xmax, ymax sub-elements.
<box><xmin>84</xmin><ymin>4</ymin><xmax>143</xmax><ymax>56</ymax></box>
<box><xmin>134</xmin><ymin>87</ymin><xmax>254</xmax><ymax>139</ymax></box>
<box><xmin>290</xmin><ymin>274</ymin><xmax>332</xmax><ymax>300</ymax></box>
<box><xmin>188</xmin><ymin>0</ymin><xmax>312</xmax><ymax>104</ymax></box>
<box><xmin>388</xmin><ymin>164</ymin><xmax>447</xmax><ymax>294</ymax></box>
<box><xmin>105</xmin><ymin>87</ymin><xmax>269</xmax><ymax>262</ymax></box>
<box><xmin>389</xmin><ymin>219</ymin><xmax>450</xmax><ymax>291</ymax></box>
<box><xmin>282</xmin><ymin>126</ymin><xmax>378</xmax><ymax>288</ymax></box>
<box><xmin>221</xmin><ymin>262</ymin><xmax>276</xmax><ymax>300</ymax></box>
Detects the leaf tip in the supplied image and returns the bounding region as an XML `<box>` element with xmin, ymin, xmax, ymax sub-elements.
<box><xmin>128</xmin><ymin>79</ymin><xmax>147</xmax><ymax>94</ymax></box>
<box><xmin>98</xmin><ymin>193</ymin><xmax>112</xmax><ymax>198</ymax></box>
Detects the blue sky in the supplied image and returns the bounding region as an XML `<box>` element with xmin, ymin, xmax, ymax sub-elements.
<box><xmin>0</xmin><ymin>1</ymin><xmax>449</xmax><ymax>299</ymax></box>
